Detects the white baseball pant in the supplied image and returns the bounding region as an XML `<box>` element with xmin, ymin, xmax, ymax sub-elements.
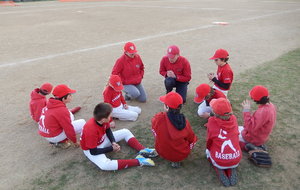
<box><xmin>197</xmin><ymin>101</ymin><xmax>212</xmax><ymax>116</ymax></box>
<box><xmin>83</xmin><ymin>129</ymin><xmax>134</xmax><ymax>171</ymax></box>
<box><xmin>112</xmin><ymin>104</ymin><xmax>141</xmax><ymax>121</ymax></box>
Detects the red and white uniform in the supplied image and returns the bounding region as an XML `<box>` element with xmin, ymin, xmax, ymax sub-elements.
<box><xmin>29</xmin><ymin>88</ymin><xmax>47</xmax><ymax>122</ymax></box>
<box><xmin>151</xmin><ymin>112</ymin><xmax>197</xmax><ymax>162</ymax></box>
<box><xmin>159</xmin><ymin>56</ymin><xmax>191</xmax><ymax>82</ymax></box>
<box><xmin>103</xmin><ymin>86</ymin><xmax>126</xmax><ymax>108</ymax></box>
<box><xmin>38</xmin><ymin>98</ymin><xmax>85</xmax><ymax>143</ymax></box>
<box><xmin>214</xmin><ymin>63</ymin><xmax>233</xmax><ymax>91</ymax></box>
<box><xmin>103</xmin><ymin>86</ymin><xmax>141</xmax><ymax>121</ymax></box>
<box><xmin>80</xmin><ymin>118</ymin><xmax>145</xmax><ymax>171</ymax></box>
<box><xmin>198</xmin><ymin>89</ymin><xmax>226</xmax><ymax>116</ymax></box>
<box><xmin>206</xmin><ymin>115</ymin><xmax>242</xmax><ymax>169</ymax></box>
<box><xmin>240</xmin><ymin>103</ymin><xmax>277</xmax><ymax>146</ymax></box>
<box><xmin>112</xmin><ymin>54</ymin><xmax>144</xmax><ymax>85</ymax></box>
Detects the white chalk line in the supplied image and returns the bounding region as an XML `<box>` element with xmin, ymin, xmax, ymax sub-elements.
<box><xmin>0</xmin><ymin>3</ymin><xmax>281</xmax><ymax>15</ymax></box>
<box><xmin>0</xmin><ymin>8</ymin><xmax>299</xmax><ymax>69</ymax></box>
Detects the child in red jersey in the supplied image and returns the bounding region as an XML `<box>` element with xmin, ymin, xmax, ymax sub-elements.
<box><xmin>80</xmin><ymin>103</ymin><xmax>157</xmax><ymax>171</ymax></box>
<box><xmin>38</xmin><ymin>84</ymin><xmax>86</xmax><ymax>148</ymax></box>
<box><xmin>207</xmin><ymin>49</ymin><xmax>233</xmax><ymax>97</ymax></box>
<box><xmin>152</xmin><ymin>92</ymin><xmax>197</xmax><ymax>168</ymax></box>
<box><xmin>103</xmin><ymin>75</ymin><xmax>141</xmax><ymax>121</ymax></box>
<box><xmin>29</xmin><ymin>83</ymin><xmax>53</xmax><ymax>122</ymax></box>
<box><xmin>206</xmin><ymin>98</ymin><xmax>241</xmax><ymax>187</ymax></box>
<box><xmin>239</xmin><ymin>85</ymin><xmax>277</xmax><ymax>151</ymax></box>
<box><xmin>194</xmin><ymin>83</ymin><xmax>226</xmax><ymax>119</ymax></box>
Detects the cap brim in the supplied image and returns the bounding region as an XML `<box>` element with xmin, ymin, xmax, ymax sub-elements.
<box><xmin>209</xmin><ymin>56</ymin><xmax>217</xmax><ymax>60</ymax></box>
<box><xmin>209</xmin><ymin>98</ymin><xmax>217</xmax><ymax>107</ymax></box>
<box><xmin>159</xmin><ymin>95</ymin><xmax>167</xmax><ymax>104</ymax></box>
<box><xmin>194</xmin><ymin>96</ymin><xmax>205</xmax><ymax>103</ymax></box>
<box><xmin>114</xmin><ymin>85</ymin><xmax>124</xmax><ymax>91</ymax></box>
<box><xmin>127</xmin><ymin>50</ymin><xmax>137</xmax><ymax>54</ymax></box>
<box><xmin>69</xmin><ymin>89</ymin><xmax>77</xmax><ymax>94</ymax></box>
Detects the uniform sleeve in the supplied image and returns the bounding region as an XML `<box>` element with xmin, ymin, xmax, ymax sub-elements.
<box><xmin>212</xmin><ymin>77</ymin><xmax>231</xmax><ymax>90</ymax></box>
<box><xmin>112</xmin><ymin>57</ymin><xmax>123</xmax><ymax>76</ymax></box>
<box><xmin>103</xmin><ymin>88</ymin><xmax>112</xmax><ymax>104</ymax></box>
<box><xmin>206</xmin><ymin>119</ymin><xmax>214</xmax><ymax>149</ymax></box>
<box><xmin>120</xmin><ymin>92</ymin><xmax>126</xmax><ymax>105</ymax></box>
<box><xmin>139</xmin><ymin>56</ymin><xmax>145</xmax><ymax>78</ymax></box>
<box><xmin>159</xmin><ymin>58</ymin><xmax>167</xmax><ymax>77</ymax></box>
<box><xmin>221</xmin><ymin>69</ymin><xmax>233</xmax><ymax>84</ymax></box>
<box><xmin>58</xmin><ymin>110</ymin><xmax>77</xmax><ymax>143</ymax></box>
<box><xmin>185</xmin><ymin>120</ymin><xmax>198</xmax><ymax>149</ymax></box>
<box><xmin>243</xmin><ymin>110</ymin><xmax>266</xmax><ymax>136</ymax></box>
<box><xmin>176</xmin><ymin>59</ymin><xmax>191</xmax><ymax>82</ymax></box>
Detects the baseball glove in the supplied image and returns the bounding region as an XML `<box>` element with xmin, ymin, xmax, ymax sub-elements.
<box><xmin>248</xmin><ymin>149</ymin><xmax>272</xmax><ymax>168</ymax></box>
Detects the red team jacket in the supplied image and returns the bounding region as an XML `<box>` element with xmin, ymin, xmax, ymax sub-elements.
<box><xmin>38</xmin><ymin>98</ymin><xmax>77</xmax><ymax>143</ymax></box>
<box><xmin>80</xmin><ymin>118</ymin><xmax>111</xmax><ymax>150</ymax></box>
<box><xmin>112</xmin><ymin>54</ymin><xmax>144</xmax><ymax>85</ymax></box>
<box><xmin>242</xmin><ymin>103</ymin><xmax>277</xmax><ymax>146</ymax></box>
<box><xmin>206</xmin><ymin>115</ymin><xmax>241</xmax><ymax>167</ymax></box>
<box><xmin>103</xmin><ymin>86</ymin><xmax>126</xmax><ymax>108</ymax></box>
<box><xmin>215</xmin><ymin>64</ymin><xmax>233</xmax><ymax>90</ymax></box>
<box><xmin>159</xmin><ymin>56</ymin><xmax>191</xmax><ymax>83</ymax></box>
<box><xmin>151</xmin><ymin>112</ymin><xmax>197</xmax><ymax>162</ymax></box>
<box><xmin>29</xmin><ymin>88</ymin><xmax>47</xmax><ymax>122</ymax></box>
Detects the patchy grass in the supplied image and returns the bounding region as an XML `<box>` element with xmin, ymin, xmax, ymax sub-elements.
<box><xmin>28</xmin><ymin>49</ymin><xmax>300</xmax><ymax>190</ymax></box>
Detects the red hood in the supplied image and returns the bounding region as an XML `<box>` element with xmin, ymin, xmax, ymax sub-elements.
<box><xmin>47</xmin><ymin>98</ymin><xmax>66</xmax><ymax>109</ymax></box>
<box><xmin>30</xmin><ymin>88</ymin><xmax>45</xmax><ymax>100</ymax></box>
<box><xmin>214</xmin><ymin>115</ymin><xmax>237</xmax><ymax>133</ymax></box>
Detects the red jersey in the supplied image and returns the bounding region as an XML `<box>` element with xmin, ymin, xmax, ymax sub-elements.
<box><xmin>38</xmin><ymin>98</ymin><xmax>77</xmax><ymax>143</ymax></box>
<box><xmin>242</xmin><ymin>103</ymin><xmax>276</xmax><ymax>146</ymax></box>
<box><xmin>159</xmin><ymin>56</ymin><xmax>191</xmax><ymax>83</ymax></box>
<box><xmin>80</xmin><ymin>118</ymin><xmax>110</xmax><ymax>150</ymax></box>
<box><xmin>151</xmin><ymin>112</ymin><xmax>197</xmax><ymax>162</ymax></box>
<box><xmin>112</xmin><ymin>54</ymin><xmax>144</xmax><ymax>85</ymax></box>
<box><xmin>29</xmin><ymin>88</ymin><xmax>47</xmax><ymax>122</ymax></box>
<box><xmin>103</xmin><ymin>86</ymin><xmax>126</xmax><ymax>108</ymax></box>
<box><xmin>206</xmin><ymin>115</ymin><xmax>242</xmax><ymax>167</ymax></box>
<box><xmin>215</xmin><ymin>63</ymin><xmax>233</xmax><ymax>90</ymax></box>
<box><xmin>207</xmin><ymin>89</ymin><xmax>226</xmax><ymax>104</ymax></box>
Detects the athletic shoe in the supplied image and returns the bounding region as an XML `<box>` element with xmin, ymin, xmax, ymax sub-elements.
<box><xmin>136</xmin><ymin>155</ymin><xmax>155</xmax><ymax>166</ymax></box>
<box><xmin>171</xmin><ymin>162</ymin><xmax>181</xmax><ymax>168</ymax></box>
<box><xmin>226</xmin><ymin>168</ymin><xmax>238</xmax><ymax>186</ymax></box>
<box><xmin>138</xmin><ymin>148</ymin><xmax>158</xmax><ymax>158</ymax></box>
<box><xmin>214</xmin><ymin>167</ymin><xmax>230</xmax><ymax>187</ymax></box>
<box><xmin>50</xmin><ymin>141</ymin><xmax>71</xmax><ymax>149</ymax></box>
<box><xmin>70</xmin><ymin>106</ymin><xmax>81</xmax><ymax>114</ymax></box>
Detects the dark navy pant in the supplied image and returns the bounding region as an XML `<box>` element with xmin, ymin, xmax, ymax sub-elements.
<box><xmin>164</xmin><ymin>77</ymin><xmax>188</xmax><ymax>103</ymax></box>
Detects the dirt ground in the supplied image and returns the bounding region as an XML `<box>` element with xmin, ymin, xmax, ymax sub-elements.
<box><xmin>0</xmin><ymin>0</ymin><xmax>300</xmax><ymax>189</ymax></box>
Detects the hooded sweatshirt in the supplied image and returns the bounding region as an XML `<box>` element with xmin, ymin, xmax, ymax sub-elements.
<box><xmin>151</xmin><ymin>112</ymin><xmax>197</xmax><ymax>162</ymax></box>
<box><xmin>38</xmin><ymin>98</ymin><xmax>77</xmax><ymax>143</ymax></box>
<box><xmin>29</xmin><ymin>88</ymin><xmax>47</xmax><ymax>122</ymax></box>
<box><xmin>242</xmin><ymin>103</ymin><xmax>276</xmax><ymax>146</ymax></box>
<box><xmin>206</xmin><ymin>115</ymin><xmax>241</xmax><ymax>167</ymax></box>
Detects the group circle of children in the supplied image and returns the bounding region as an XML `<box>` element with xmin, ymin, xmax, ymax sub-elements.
<box><xmin>29</xmin><ymin>42</ymin><xmax>277</xmax><ymax>187</ymax></box>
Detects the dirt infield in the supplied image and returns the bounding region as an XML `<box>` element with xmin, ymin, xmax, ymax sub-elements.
<box><xmin>1</xmin><ymin>0</ymin><xmax>300</xmax><ymax>189</ymax></box>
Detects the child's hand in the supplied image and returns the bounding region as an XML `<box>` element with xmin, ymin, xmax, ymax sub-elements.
<box><xmin>207</xmin><ymin>73</ymin><xmax>215</xmax><ymax>80</ymax></box>
<box><xmin>123</xmin><ymin>104</ymin><xmax>129</xmax><ymax>109</ymax></box>
<box><xmin>112</xmin><ymin>142</ymin><xmax>121</xmax><ymax>152</ymax></box>
<box><xmin>110</xmin><ymin>121</ymin><xmax>116</xmax><ymax>128</ymax></box>
<box><xmin>241</xmin><ymin>100</ymin><xmax>251</xmax><ymax>110</ymax></box>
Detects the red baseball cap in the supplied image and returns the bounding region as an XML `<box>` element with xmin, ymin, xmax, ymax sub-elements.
<box><xmin>210</xmin><ymin>98</ymin><xmax>232</xmax><ymax>116</ymax></box>
<box><xmin>249</xmin><ymin>85</ymin><xmax>269</xmax><ymax>101</ymax></box>
<box><xmin>209</xmin><ymin>49</ymin><xmax>229</xmax><ymax>60</ymax></box>
<box><xmin>124</xmin><ymin>42</ymin><xmax>137</xmax><ymax>54</ymax></box>
<box><xmin>167</xmin><ymin>45</ymin><xmax>180</xmax><ymax>59</ymax></box>
<box><xmin>52</xmin><ymin>84</ymin><xmax>76</xmax><ymax>98</ymax></box>
<box><xmin>109</xmin><ymin>75</ymin><xmax>124</xmax><ymax>91</ymax></box>
<box><xmin>194</xmin><ymin>83</ymin><xmax>211</xmax><ymax>103</ymax></box>
<box><xmin>40</xmin><ymin>83</ymin><xmax>53</xmax><ymax>94</ymax></box>
<box><xmin>159</xmin><ymin>92</ymin><xmax>183</xmax><ymax>109</ymax></box>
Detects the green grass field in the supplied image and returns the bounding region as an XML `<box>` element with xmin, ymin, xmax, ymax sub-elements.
<box><xmin>28</xmin><ymin>49</ymin><xmax>300</xmax><ymax>190</ymax></box>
